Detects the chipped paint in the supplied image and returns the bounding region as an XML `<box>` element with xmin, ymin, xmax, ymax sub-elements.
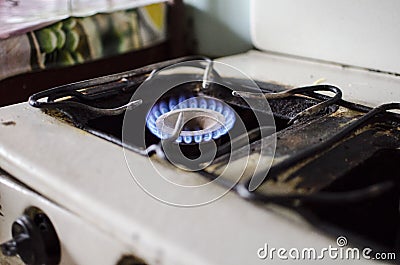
<box><xmin>1</xmin><ymin>121</ymin><xmax>16</xmax><ymax>126</ymax></box>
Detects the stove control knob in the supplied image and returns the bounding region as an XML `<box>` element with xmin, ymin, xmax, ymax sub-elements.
<box><xmin>0</xmin><ymin>210</ymin><xmax>61</xmax><ymax>265</ymax></box>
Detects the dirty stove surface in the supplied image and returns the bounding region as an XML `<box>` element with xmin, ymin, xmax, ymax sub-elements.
<box><xmin>0</xmin><ymin>54</ymin><xmax>399</xmax><ymax>264</ymax></box>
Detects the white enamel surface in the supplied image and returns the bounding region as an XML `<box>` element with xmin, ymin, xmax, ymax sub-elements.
<box><xmin>0</xmin><ymin>173</ymin><xmax>129</xmax><ymax>265</ymax></box>
<box><xmin>218</xmin><ymin>50</ymin><xmax>400</xmax><ymax>107</ymax></box>
<box><xmin>0</xmin><ymin>103</ymin><xmax>373</xmax><ymax>264</ymax></box>
<box><xmin>251</xmin><ymin>0</ymin><xmax>400</xmax><ymax>74</ymax></box>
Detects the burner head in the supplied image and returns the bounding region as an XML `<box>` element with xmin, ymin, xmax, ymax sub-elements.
<box><xmin>146</xmin><ymin>96</ymin><xmax>236</xmax><ymax>144</ymax></box>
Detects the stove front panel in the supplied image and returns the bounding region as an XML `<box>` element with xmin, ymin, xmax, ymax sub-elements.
<box><xmin>0</xmin><ymin>172</ymin><xmax>131</xmax><ymax>265</ymax></box>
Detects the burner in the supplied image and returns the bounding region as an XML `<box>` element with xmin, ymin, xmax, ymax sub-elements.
<box><xmin>146</xmin><ymin>96</ymin><xmax>236</xmax><ymax>144</ymax></box>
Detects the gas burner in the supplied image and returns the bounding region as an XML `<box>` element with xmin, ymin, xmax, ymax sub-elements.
<box><xmin>146</xmin><ymin>96</ymin><xmax>236</xmax><ymax>144</ymax></box>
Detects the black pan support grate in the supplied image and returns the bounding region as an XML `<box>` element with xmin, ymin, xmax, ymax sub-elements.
<box><xmin>29</xmin><ymin>56</ymin><xmax>400</xmax><ymax>254</ymax></box>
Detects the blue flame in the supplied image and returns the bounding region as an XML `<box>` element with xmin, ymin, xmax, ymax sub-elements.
<box><xmin>146</xmin><ymin>96</ymin><xmax>236</xmax><ymax>144</ymax></box>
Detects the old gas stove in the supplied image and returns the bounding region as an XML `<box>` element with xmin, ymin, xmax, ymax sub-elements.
<box><xmin>0</xmin><ymin>55</ymin><xmax>398</xmax><ymax>264</ymax></box>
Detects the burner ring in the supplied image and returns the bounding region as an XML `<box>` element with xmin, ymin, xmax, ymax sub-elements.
<box><xmin>156</xmin><ymin>108</ymin><xmax>226</xmax><ymax>137</ymax></box>
<box><xmin>146</xmin><ymin>96</ymin><xmax>236</xmax><ymax>144</ymax></box>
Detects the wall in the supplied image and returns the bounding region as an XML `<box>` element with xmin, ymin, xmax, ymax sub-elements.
<box><xmin>183</xmin><ymin>0</ymin><xmax>252</xmax><ymax>57</ymax></box>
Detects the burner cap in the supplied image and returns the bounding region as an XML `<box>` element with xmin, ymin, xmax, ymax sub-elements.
<box><xmin>146</xmin><ymin>96</ymin><xmax>236</xmax><ymax>144</ymax></box>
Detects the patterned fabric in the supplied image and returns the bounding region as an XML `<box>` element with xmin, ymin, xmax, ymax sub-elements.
<box><xmin>0</xmin><ymin>3</ymin><xmax>167</xmax><ymax>81</ymax></box>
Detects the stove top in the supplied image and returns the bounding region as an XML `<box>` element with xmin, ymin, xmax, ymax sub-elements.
<box><xmin>28</xmin><ymin>56</ymin><xmax>400</xmax><ymax>252</ymax></box>
<box><xmin>0</xmin><ymin>54</ymin><xmax>399</xmax><ymax>264</ymax></box>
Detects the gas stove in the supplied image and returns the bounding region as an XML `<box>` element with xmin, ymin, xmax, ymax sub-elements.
<box><xmin>1</xmin><ymin>0</ymin><xmax>400</xmax><ymax>264</ymax></box>
<box><xmin>0</xmin><ymin>54</ymin><xmax>399</xmax><ymax>264</ymax></box>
